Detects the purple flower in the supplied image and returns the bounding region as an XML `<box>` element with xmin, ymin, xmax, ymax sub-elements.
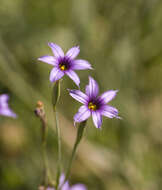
<box><xmin>0</xmin><ymin>94</ymin><xmax>17</xmax><ymax>118</ymax></box>
<box><xmin>69</xmin><ymin>76</ymin><xmax>121</xmax><ymax>128</ymax></box>
<box><xmin>47</xmin><ymin>174</ymin><xmax>87</xmax><ymax>190</ymax></box>
<box><xmin>38</xmin><ymin>43</ymin><xmax>92</xmax><ymax>87</ymax></box>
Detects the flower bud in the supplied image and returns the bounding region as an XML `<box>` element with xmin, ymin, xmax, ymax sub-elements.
<box><xmin>34</xmin><ymin>101</ymin><xmax>45</xmax><ymax>119</ymax></box>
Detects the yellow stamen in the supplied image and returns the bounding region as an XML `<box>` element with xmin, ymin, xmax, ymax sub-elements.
<box><xmin>60</xmin><ymin>65</ymin><xmax>66</xmax><ymax>71</ymax></box>
<box><xmin>88</xmin><ymin>102</ymin><xmax>97</xmax><ymax>111</ymax></box>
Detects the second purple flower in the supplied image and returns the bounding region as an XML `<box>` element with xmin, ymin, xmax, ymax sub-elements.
<box><xmin>69</xmin><ymin>76</ymin><xmax>121</xmax><ymax>128</ymax></box>
<box><xmin>38</xmin><ymin>43</ymin><xmax>92</xmax><ymax>87</ymax></box>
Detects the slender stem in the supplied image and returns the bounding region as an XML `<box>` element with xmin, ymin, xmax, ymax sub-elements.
<box><xmin>52</xmin><ymin>80</ymin><xmax>61</xmax><ymax>189</ymax></box>
<box><xmin>42</xmin><ymin>130</ymin><xmax>47</xmax><ymax>186</ymax></box>
<box><xmin>64</xmin><ymin>121</ymin><xmax>87</xmax><ymax>183</ymax></box>
<box><xmin>54</xmin><ymin>109</ymin><xmax>62</xmax><ymax>189</ymax></box>
<box><xmin>35</xmin><ymin>101</ymin><xmax>53</xmax><ymax>188</ymax></box>
<box><xmin>65</xmin><ymin>136</ymin><xmax>79</xmax><ymax>181</ymax></box>
<box><xmin>41</xmin><ymin>117</ymin><xmax>52</xmax><ymax>187</ymax></box>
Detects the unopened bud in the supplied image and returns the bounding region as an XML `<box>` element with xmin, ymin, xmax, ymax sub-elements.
<box><xmin>37</xmin><ymin>101</ymin><xmax>43</xmax><ymax>108</ymax></box>
<box><xmin>34</xmin><ymin>101</ymin><xmax>45</xmax><ymax>118</ymax></box>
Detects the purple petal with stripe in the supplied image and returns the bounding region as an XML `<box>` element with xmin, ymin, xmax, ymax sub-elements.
<box><xmin>71</xmin><ymin>59</ymin><xmax>92</xmax><ymax>70</ymax></box>
<box><xmin>100</xmin><ymin>105</ymin><xmax>120</xmax><ymax>119</ymax></box>
<box><xmin>92</xmin><ymin>111</ymin><xmax>102</xmax><ymax>128</ymax></box>
<box><xmin>48</xmin><ymin>43</ymin><xmax>64</xmax><ymax>58</ymax></box>
<box><xmin>69</xmin><ymin>90</ymin><xmax>88</xmax><ymax>104</ymax></box>
<box><xmin>66</xmin><ymin>46</ymin><xmax>80</xmax><ymax>60</ymax></box>
<box><xmin>71</xmin><ymin>184</ymin><xmax>87</xmax><ymax>190</ymax></box>
<box><xmin>74</xmin><ymin>105</ymin><xmax>91</xmax><ymax>123</ymax></box>
<box><xmin>99</xmin><ymin>90</ymin><xmax>118</xmax><ymax>103</ymax></box>
<box><xmin>65</xmin><ymin>70</ymin><xmax>80</xmax><ymax>87</ymax></box>
<box><xmin>38</xmin><ymin>56</ymin><xmax>57</xmax><ymax>66</ymax></box>
<box><xmin>49</xmin><ymin>67</ymin><xmax>64</xmax><ymax>82</ymax></box>
<box><xmin>85</xmin><ymin>76</ymin><xmax>99</xmax><ymax>98</ymax></box>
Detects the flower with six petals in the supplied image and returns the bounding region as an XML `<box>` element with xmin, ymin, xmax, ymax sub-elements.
<box><xmin>69</xmin><ymin>76</ymin><xmax>120</xmax><ymax>128</ymax></box>
<box><xmin>38</xmin><ymin>43</ymin><xmax>92</xmax><ymax>87</ymax></box>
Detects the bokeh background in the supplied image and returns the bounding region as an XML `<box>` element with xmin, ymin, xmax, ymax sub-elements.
<box><xmin>0</xmin><ymin>0</ymin><xmax>162</xmax><ymax>189</ymax></box>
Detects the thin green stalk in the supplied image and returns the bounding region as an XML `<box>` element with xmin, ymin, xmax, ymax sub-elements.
<box><xmin>35</xmin><ymin>101</ymin><xmax>53</xmax><ymax>187</ymax></box>
<box><xmin>64</xmin><ymin>121</ymin><xmax>87</xmax><ymax>183</ymax></box>
<box><xmin>54</xmin><ymin>109</ymin><xmax>62</xmax><ymax>189</ymax></box>
<box><xmin>41</xmin><ymin>113</ymin><xmax>53</xmax><ymax>187</ymax></box>
<box><xmin>52</xmin><ymin>81</ymin><xmax>61</xmax><ymax>189</ymax></box>
<box><xmin>42</xmin><ymin>118</ymin><xmax>48</xmax><ymax>186</ymax></box>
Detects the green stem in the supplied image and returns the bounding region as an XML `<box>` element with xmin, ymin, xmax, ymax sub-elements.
<box><xmin>64</xmin><ymin>121</ymin><xmax>87</xmax><ymax>183</ymax></box>
<box><xmin>35</xmin><ymin>101</ymin><xmax>53</xmax><ymax>188</ymax></box>
<box><xmin>41</xmin><ymin>117</ymin><xmax>51</xmax><ymax>186</ymax></box>
<box><xmin>54</xmin><ymin>109</ymin><xmax>62</xmax><ymax>189</ymax></box>
<box><xmin>52</xmin><ymin>81</ymin><xmax>61</xmax><ymax>189</ymax></box>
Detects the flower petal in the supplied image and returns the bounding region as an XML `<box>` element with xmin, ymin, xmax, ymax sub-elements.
<box><xmin>66</xmin><ymin>46</ymin><xmax>80</xmax><ymax>60</ymax></box>
<box><xmin>65</xmin><ymin>70</ymin><xmax>80</xmax><ymax>87</ymax></box>
<box><xmin>74</xmin><ymin>105</ymin><xmax>91</xmax><ymax>123</ymax></box>
<box><xmin>100</xmin><ymin>105</ymin><xmax>120</xmax><ymax>119</ymax></box>
<box><xmin>85</xmin><ymin>76</ymin><xmax>99</xmax><ymax>98</ymax></box>
<box><xmin>59</xmin><ymin>174</ymin><xmax>65</xmax><ymax>186</ymax></box>
<box><xmin>71</xmin><ymin>59</ymin><xmax>92</xmax><ymax>70</ymax></box>
<box><xmin>0</xmin><ymin>108</ymin><xmax>17</xmax><ymax>118</ymax></box>
<box><xmin>99</xmin><ymin>90</ymin><xmax>118</xmax><ymax>103</ymax></box>
<box><xmin>71</xmin><ymin>184</ymin><xmax>87</xmax><ymax>190</ymax></box>
<box><xmin>69</xmin><ymin>90</ymin><xmax>88</xmax><ymax>104</ymax></box>
<box><xmin>48</xmin><ymin>43</ymin><xmax>64</xmax><ymax>58</ymax></box>
<box><xmin>62</xmin><ymin>182</ymin><xmax>70</xmax><ymax>190</ymax></box>
<box><xmin>49</xmin><ymin>67</ymin><xmax>64</xmax><ymax>82</ymax></box>
<box><xmin>0</xmin><ymin>94</ymin><xmax>17</xmax><ymax>118</ymax></box>
<box><xmin>0</xmin><ymin>94</ymin><xmax>9</xmax><ymax>107</ymax></box>
<box><xmin>59</xmin><ymin>174</ymin><xmax>70</xmax><ymax>190</ymax></box>
<box><xmin>92</xmin><ymin>111</ymin><xmax>102</xmax><ymax>128</ymax></box>
<box><xmin>38</xmin><ymin>56</ymin><xmax>57</xmax><ymax>66</ymax></box>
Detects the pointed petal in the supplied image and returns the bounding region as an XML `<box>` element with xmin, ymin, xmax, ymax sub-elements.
<box><xmin>0</xmin><ymin>94</ymin><xmax>17</xmax><ymax>118</ymax></box>
<box><xmin>0</xmin><ymin>94</ymin><xmax>9</xmax><ymax>107</ymax></box>
<box><xmin>92</xmin><ymin>111</ymin><xmax>102</xmax><ymax>128</ymax></box>
<box><xmin>74</xmin><ymin>105</ymin><xmax>91</xmax><ymax>123</ymax></box>
<box><xmin>85</xmin><ymin>76</ymin><xmax>99</xmax><ymax>98</ymax></box>
<box><xmin>71</xmin><ymin>59</ymin><xmax>92</xmax><ymax>70</ymax></box>
<box><xmin>69</xmin><ymin>90</ymin><xmax>88</xmax><ymax>104</ymax></box>
<box><xmin>38</xmin><ymin>56</ymin><xmax>57</xmax><ymax>66</ymax></box>
<box><xmin>65</xmin><ymin>70</ymin><xmax>80</xmax><ymax>87</ymax></box>
<box><xmin>71</xmin><ymin>184</ymin><xmax>87</xmax><ymax>190</ymax></box>
<box><xmin>49</xmin><ymin>67</ymin><xmax>64</xmax><ymax>82</ymax></box>
<box><xmin>59</xmin><ymin>174</ymin><xmax>65</xmax><ymax>186</ymax></box>
<box><xmin>62</xmin><ymin>182</ymin><xmax>70</xmax><ymax>190</ymax></box>
<box><xmin>48</xmin><ymin>43</ymin><xmax>64</xmax><ymax>58</ymax></box>
<box><xmin>101</xmin><ymin>105</ymin><xmax>120</xmax><ymax>119</ymax></box>
<box><xmin>0</xmin><ymin>108</ymin><xmax>17</xmax><ymax>118</ymax></box>
<box><xmin>59</xmin><ymin>174</ymin><xmax>70</xmax><ymax>190</ymax></box>
<box><xmin>66</xmin><ymin>46</ymin><xmax>80</xmax><ymax>60</ymax></box>
<box><xmin>99</xmin><ymin>90</ymin><xmax>118</xmax><ymax>103</ymax></box>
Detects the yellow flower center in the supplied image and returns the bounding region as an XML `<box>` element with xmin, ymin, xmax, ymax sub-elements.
<box><xmin>88</xmin><ymin>102</ymin><xmax>97</xmax><ymax>111</ymax></box>
<box><xmin>59</xmin><ymin>64</ymin><xmax>66</xmax><ymax>71</ymax></box>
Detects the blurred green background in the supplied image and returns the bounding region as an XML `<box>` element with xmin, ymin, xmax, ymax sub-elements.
<box><xmin>0</xmin><ymin>0</ymin><xmax>162</xmax><ymax>189</ymax></box>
